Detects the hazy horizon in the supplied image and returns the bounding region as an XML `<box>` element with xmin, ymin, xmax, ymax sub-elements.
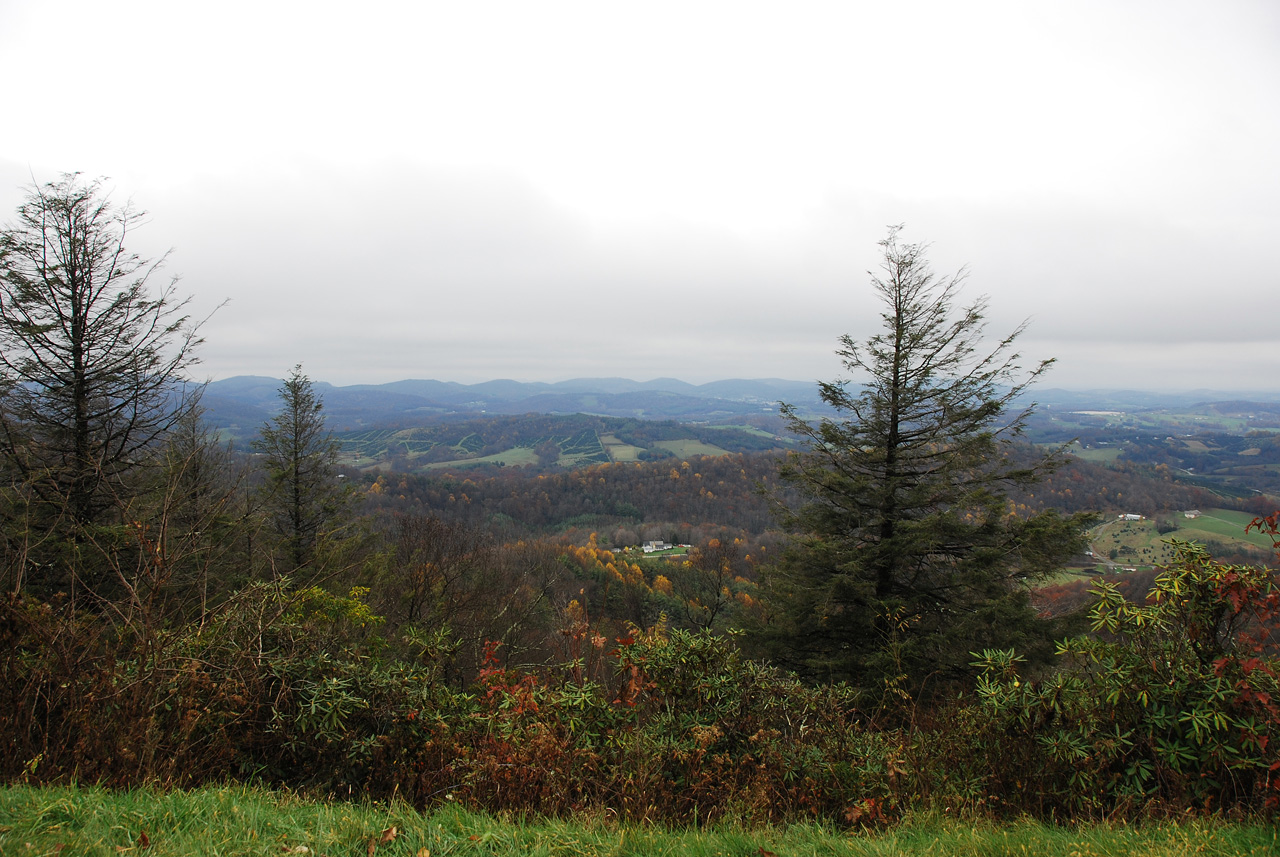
<box><xmin>207</xmin><ymin>370</ymin><xmax>1280</xmax><ymax>399</ymax></box>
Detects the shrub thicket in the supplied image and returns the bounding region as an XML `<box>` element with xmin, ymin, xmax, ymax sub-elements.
<box><xmin>4</xmin><ymin>528</ymin><xmax>1278</xmax><ymax>825</ymax></box>
<box><xmin>974</xmin><ymin>539</ymin><xmax>1280</xmax><ymax>815</ymax></box>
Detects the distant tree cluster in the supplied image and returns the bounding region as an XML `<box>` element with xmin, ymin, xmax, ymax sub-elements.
<box><xmin>362</xmin><ymin>453</ymin><xmax>790</xmax><ymax>540</ymax></box>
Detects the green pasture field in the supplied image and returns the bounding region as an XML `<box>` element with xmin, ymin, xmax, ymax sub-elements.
<box><xmin>1087</xmin><ymin>508</ymin><xmax>1274</xmax><ymax>569</ymax></box>
<box><xmin>598</xmin><ymin>434</ymin><xmax>645</xmax><ymax>462</ymax></box>
<box><xmin>1181</xmin><ymin>509</ymin><xmax>1275</xmax><ymax>547</ymax></box>
<box><xmin>725</xmin><ymin>425</ymin><xmax>779</xmax><ymax>439</ymax></box>
<box><xmin>1087</xmin><ymin>519</ymin><xmax>1173</xmax><ymax>568</ymax></box>
<box><xmin>418</xmin><ymin>447</ymin><xmax>540</xmax><ymax>470</ymax></box>
<box><xmin>1052</xmin><ymin>409</ymin><xmax>1270</xmax><ymax>438</ymax></box>
<box><xmin>1064</xmin><ymin>442</ymin><xmax>1123</xmax><ymax>463</ymax></box>
<box><xmin>700</xmin><ymin>424</ymin><xmax>789</xmax><ymax>442</ymax></box>
<box><xmin>2</xmin><ymin>785</ymin><xmax>1276</xmax><ymax>857</ymax></box>
<box><xmin>558</xmin><ymin>451</ymin><xmax>608</xmax><ymax>466</ymax></box>
<box><xmin>1127</xmin><ymin>410</ymin><xmax>1253</xmax><ymax>433</ymax></box>
<box><xmin>652</xmin><ymin>439</ymin><xmax>729</xmax><ymax>457</ymax></box>
<box><xmin>1166</xmin><ymin>413</ymin><xmax>1252</xmax><ymax>433</ymax></box>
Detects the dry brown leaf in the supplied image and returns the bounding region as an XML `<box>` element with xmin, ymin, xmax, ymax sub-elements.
<box><xmin>138</xmin><ymin>831</ymin><xmax>150</xmax><ymax>850</ymax></box>
<box><xmin>380</xmin><ymin>827</ymin><xmax>398</xmax><ymax>844</ymax></box>
<box><xmin>416</xmin><ymin>849</ymin><xmax>431</xmax><ymax>857</ymax></box>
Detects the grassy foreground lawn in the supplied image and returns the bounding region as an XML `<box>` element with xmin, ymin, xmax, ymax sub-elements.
<box><xmin>2</xmin><ymin>786</ymin><xmax>1277</xmax><ymax>856</ymax></box>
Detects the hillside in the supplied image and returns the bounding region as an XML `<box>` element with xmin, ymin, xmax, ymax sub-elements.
<box><xmin>1022</xmin><ymin>400</ymin><xmax>1280</xmax><ymax>499</ymax></box>
<box><xmin>204</xmin><ymin>376</ymin><xmax>1280</xmax><ymax>501</ymax></box>
<box><xmin>335</xmin><ymin>413</ymin><xmax>793</xmax><ymax>472</ymax></box>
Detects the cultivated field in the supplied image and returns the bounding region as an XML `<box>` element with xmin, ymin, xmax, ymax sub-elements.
<box><xmin>598</xmin><ymin>433</ymin><xmax>645</xmax><ymax>462</ymax></box>
<box><xmin>652</xmin><ymin>438</ymin><xmax>729</xmax><ymax>457</ymax></box>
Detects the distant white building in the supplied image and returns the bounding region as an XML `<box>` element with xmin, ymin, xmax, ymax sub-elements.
<box><xmin>1184</xmin><ymin>510</ymin><xmax>1201</xmax><ymax>518</ymax></box>
<box><xmin>1119</xmin><ymin>513</ymin><xmax>1144</xmax><ymax>521</ymax></box>
<box><xmin>642</xmin><ymin>540</ymin><xmax>674</xmax><ymax>553</ymax></box>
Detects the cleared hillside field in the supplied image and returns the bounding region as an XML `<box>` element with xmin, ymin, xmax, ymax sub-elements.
<box><xmin>653</xmin><ymin>438</ymin><xmax>729</xmax><ymax>457</ymax></box>
<box><xmin>1088</xmin><ymin>509</ymin><xmax>1275</xmax><ymax>569</ymax></box>
<box><xmin>598</xmin><ymin>433</ymin><xmax>645</xmax><ymax>461</ymax></box>
<box><xmin>1064</xmin><ymin>442</ymin><xmax>1124</xmax><ymax>463</ymax></box>
<box><xmin>419</xmin><ymin>447</ymin><xmax>540</xmax><ymax>469</ymax></box>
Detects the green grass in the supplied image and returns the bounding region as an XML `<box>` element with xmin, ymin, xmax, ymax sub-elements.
<box><xmin>1064</xmin><ymin>442</ymin><xmax>1124</xmax><ymax>463</ymax></box>
<box><xmin>598</xmin><ymin>434</ymin><xmax>644</xmax><ymax>462</ymax></box>
<box><xmin>419</xmin><ymin>447</ymin><xmax>540</xmax><ymax>470</ymax></box>
<box><xmin>652</xmin><ymin>439</ymin><xmax>729</xmax><ymax>457</ymax></box>
<box><xmin>3</xmin><ymin>785</ymin><xmax>1277</xmax><ymax>857</ymax></box>
<box><xmin>1180</xmin><ymin>509</ymin><xmax>1276</xmax><ymax>548</ymax></box>
<box><xmin>708</xmin><ymin>424</ymin><xmax>780</xmax><ymax>440</ymax></box>
<box><xmin>1088</xmin><ymin>519</ymin><xmax>1176</xmax><ymax>568</ymax></box>
<box><xmin>1086</xmin><ymin>508</ymin><xmax>1275</xmax><ymax>570</ymax></box>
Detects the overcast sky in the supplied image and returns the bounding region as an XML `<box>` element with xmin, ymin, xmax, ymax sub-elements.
<box><xmin>1</xmin><ymin>1</ymin><xmax>1277</xmax><ymax>392</ymax></box>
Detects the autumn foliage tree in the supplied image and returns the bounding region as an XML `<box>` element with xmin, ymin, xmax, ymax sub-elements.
<box><xmin>674</xmin><ymin>538</ymin><xmax>747</xmax><ymax>630</ymax></box>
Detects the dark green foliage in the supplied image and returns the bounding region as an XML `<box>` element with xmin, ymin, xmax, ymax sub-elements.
<box><xmin>0</xmin><ymin>581</ymin><xmax>441</xmax><ymax>790</ymax></box>
<box><xmin>253</xmin><ymin>366</ymin><xmax>351</xmax><ymax>573</ymax></box>
<box><xmin>0</xmin><ymin>585</ymin><xmax>872</xmax><ymax>822</ymax></box>
<box><xmin>754</xmin><ymin>228</ymin><xmax>1091</xmax><ymax>696</ymax></box>
<box><xmin>975</xmin><ymin>540</ymin><xmax>1280</xmax><ymax>813</ymax></box>
<box><xmin>4</xmin><ymin>550</ymin><xmax>1278</xmax><ymax>822</ymax></box>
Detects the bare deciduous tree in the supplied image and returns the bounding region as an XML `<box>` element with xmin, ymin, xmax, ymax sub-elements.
<box><xmin>0</xmin><ymin>174</ymin><xmax>206</xmax><ymax>594</ymax></box>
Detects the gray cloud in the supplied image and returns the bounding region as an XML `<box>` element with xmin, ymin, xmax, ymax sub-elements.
<box><xmin>2</xmin><ymin>1</ymin><xmax>1278</xmax><ymax>392</ymax></box>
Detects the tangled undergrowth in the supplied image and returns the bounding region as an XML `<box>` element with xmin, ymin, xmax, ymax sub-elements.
<box><xmin>2</xmin><ymin>540</ymin><xmax>1278</xmax><ymax>828</ymax></box>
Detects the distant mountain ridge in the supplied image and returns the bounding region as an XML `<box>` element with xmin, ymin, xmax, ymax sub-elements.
<box><xmin>200</xmin><ymin>375</ymin><xmax>1280</xmax><ymax>442</ymax></box>
<box><xmin>1033</xmin><ymin>388</ymin><xmax>1280</xmax><ymax>410</ymax></box>
<box><xmin>200</xmin><ymin>375</ymin><xmax>827</xmax><ymax>439</ymax></box>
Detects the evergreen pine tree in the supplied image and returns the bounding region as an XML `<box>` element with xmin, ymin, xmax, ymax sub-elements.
<box><xmin>253</xmin><ymin>366</ymin><xmax>350</xmax><ymax>574</ymax></box>
<box><xmin>754</xmin><ymin>227</ymin><xmax>1090</xmax><ymax>698</ymax></box>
